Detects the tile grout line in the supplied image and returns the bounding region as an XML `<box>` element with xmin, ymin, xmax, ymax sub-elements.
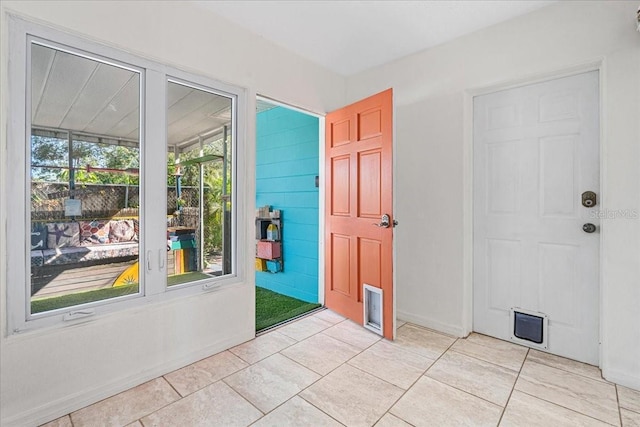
<box><xmin>280</xmin><ymin>320</ymin><xmax>394</xmax><ymax>426</ymax></box>
<box><xmin>219</xmin><ymin>377</ymin><xmax>267</xmax><ymax>423</ymax></box>
<box><xmin>496</xmin><ymin>347</ymin><xmax>529</xmax><ymax>426</ymax></box>
<box><xmin>161</xmin><ymin>353</ymin><xmax>249</xmax><ymax>398</ymax></box>
<box><xmin>374</xmin><ymin>333</ymin><xmax>461</xmax><ymax>426</ymax></box>
<box><xmin>615</xmin><ymin>385</ymin><xmax>623</xmax><ymax>427</ymax></box>
<box><xmin>162</xmin><ymin>374</ymin><xmax>184</xmax><ymax>398</ymax></box>
<box><xmin>228</xmin><ymin>315</ymin><xmax>375</xmax><ymax>425</ymax></box>
<box><xmin>515</xmin><ymin>389</ymin><xmax>620</xmax><ymax>427</ymax></box>
<box><xmin>133</xmin><ymin>377</ymin><xmax>192</xmax><ymax>424</ymax></box>
<box><xmin>270</xmin><ymin>314</ymin><xmax>338</xmax><ymax>342</ymax></box>
<box><xmin>468</xmin><ymin>334</ymin><xmax>608</xmax><ymax>385</ymax></box>
<box><xmin>515</xmin><ymin>353</ymin><xmax>620</xmax><ymax>425</ymax></box>
<box><xmin>524</xmin><ymin>358</ymin><xmax>617</xmax><ymax>389</ymax></box>
<box><xmin>447</xmin><ymin>347</ymin><xmax>523</xmax><ymax>373</ymax></box>
<box><xmin>525</xmin><ymin>355</ymin><xmax>610</xmax><ymax>384</ymax></box>
<box><xmin>41</xmin><ymin>323</ymin><xmax>414</xmax><ymax>425</ymax></box>
<box><xmin>287</xmin><ymin>339</ymin><xmax>378</xmax><ymax>426</ymax></box>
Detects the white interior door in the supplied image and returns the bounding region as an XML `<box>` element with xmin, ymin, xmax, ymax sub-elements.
<box><xmin>473</xmin><ymin>71</ymin><xmax>600</xmax><ymax>365</ymax></box>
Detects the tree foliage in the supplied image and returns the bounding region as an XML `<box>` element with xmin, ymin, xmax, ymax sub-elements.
<box><xmin>31</xmin><ymin>136</ymin><xmax>140</xmax><ymax>185</ymax></box>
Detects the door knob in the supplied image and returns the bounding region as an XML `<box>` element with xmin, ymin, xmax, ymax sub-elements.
<box><xmin>373</xmin><ymin>214</ymin><xmax>391</xmax><ymax>228</ymax></box>
<box><xmin>583</xmin><ymin>223</ymin><xmax>597</xmax><ymax>233</ymax></box>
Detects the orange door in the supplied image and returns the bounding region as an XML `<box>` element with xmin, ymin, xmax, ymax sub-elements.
<box><xmin>325</xmin><ymin>89</ymin><xmax>394</xmax><ymax>339</ymax></box>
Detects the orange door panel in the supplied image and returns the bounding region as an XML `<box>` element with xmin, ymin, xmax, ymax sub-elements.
<box><xmin>325</xmin><ymin>89</ymin><xmax>394</xmax><ymax>339</ymax></box>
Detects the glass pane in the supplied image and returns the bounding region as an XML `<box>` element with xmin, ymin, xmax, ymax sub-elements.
<box><xmin>166</xmin><ymin>81</ymin><xmax>233</xmax><ymax>286</ymax></box>
<box><xmin>29</xmin><ymin>43</ymin><xmax>141</xmax><ymax>314</ymax></box>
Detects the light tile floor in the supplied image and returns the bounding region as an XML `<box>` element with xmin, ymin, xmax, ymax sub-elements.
<box><xmin>43</xmin><ymin>309</ymin><xmax>640</xmax><ymax>427</ymax></box>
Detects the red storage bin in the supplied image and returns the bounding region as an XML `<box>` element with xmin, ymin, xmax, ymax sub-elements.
<box><xmin>256</xmin><ymin>241</ymin><xmax>281</xmax><ymax>260</ymax></box>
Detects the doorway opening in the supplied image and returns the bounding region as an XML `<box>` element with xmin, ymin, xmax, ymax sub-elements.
<box><xmin>255</xmin><ymin>98</ymin><xmax>322</xmax><ymax>332</ymax></box>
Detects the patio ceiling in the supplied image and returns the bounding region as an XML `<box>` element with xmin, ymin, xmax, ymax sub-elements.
<box><xmin>31</xmin><ymin>43</ymin><xmax>232</xmax><ymax>148</ymax></box>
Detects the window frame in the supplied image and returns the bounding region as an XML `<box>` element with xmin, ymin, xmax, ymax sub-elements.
<box><xmin>6</xmin><ymin>15</ymin><xmax>247</xmax><ymax>334</ymax></box>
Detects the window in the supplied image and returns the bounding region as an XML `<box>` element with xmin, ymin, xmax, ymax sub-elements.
<box><xmin>29</xmin><ymin>43</ymin><xmax>142</xmax><ymax>315</ymax></box>
<box><xmin>165</xmin><ymin>80</ymin><xmax>234</xmax><ymax>287</ymax></box>
<box><xmin>7</xmin><ymin>18</ymin><xmax>246</xmax><ymax>332</ymax></box>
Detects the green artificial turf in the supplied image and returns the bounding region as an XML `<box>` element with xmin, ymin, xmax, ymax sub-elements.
<box><xmin>31</xmin><ymin>284</ymin><xmax>139</xmax><ymax>314</ymax></box>
<box><xmin>167</xmin><ymin>271</ymin><xmax>212</xmax><ymax>286</ymax></box>
<box><xmin>255</xmin><ymin>286</ymin><xmax>321</xmax><ymax>331</ymax></box>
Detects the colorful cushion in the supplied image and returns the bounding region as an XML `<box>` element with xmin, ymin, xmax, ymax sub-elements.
<box><xmin>79</xmin><ymin>220</ymin><xmax>110</xmax><ymax>245</ymax></box>
<box><xmin>46</xmin><ymin>222</ymin><xmax>80</xmax><ymax>249</ymax></box>
<box><xmin>31</xmin><ymin>224</ymin><xmax>47</xmax><ymax>250</ymax></box>
<box><xmin>109</xmin><ymin>219</ymin><xmax>136</xmax><ymax>242</ymax></box>
<box><xmin>133</xmin><ymin>219</ymin><xmax>140</xmax><ymax>241</ymax></box>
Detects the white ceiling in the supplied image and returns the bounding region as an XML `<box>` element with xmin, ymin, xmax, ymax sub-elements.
<box><xmin>196</xmin><ymin>0</ymin><xmax>556</xmax><ymax>76</ymax></box>
<box><xmin>31</xmin><ymin>44</ymin><xmax>232</xmax><ymax>147</ymax></box>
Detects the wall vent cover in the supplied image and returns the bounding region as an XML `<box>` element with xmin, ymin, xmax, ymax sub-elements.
<box><xmin>363</xmin><ymin>284</ymin><xmax>383</xmax><ymax>336</ymax></box>
<box><xmin>510</xmin><ymin>307</ymin><xmax>548</xmax><ymax>350</ymax></box>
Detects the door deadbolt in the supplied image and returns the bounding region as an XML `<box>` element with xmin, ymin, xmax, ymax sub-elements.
<box><xmin>581</xmin><ymin>191</ymin><xmax>597</xmax><ymax>208</ymax></box>
<box><xmin>583</xmin><ymin>223</ymin><xmax>597</xmax><ymax>233</ymax></box>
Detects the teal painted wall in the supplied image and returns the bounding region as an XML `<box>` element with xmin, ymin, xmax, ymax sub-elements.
<box><xmin>256</xmin><ymin>106</ymin><xmax>320</xmax><ymax>303</ymax></box>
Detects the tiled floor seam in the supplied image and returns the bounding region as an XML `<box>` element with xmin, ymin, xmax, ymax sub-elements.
<box><xmin>317</xmin><ymin>328</ymin><xmax>381</xmax><ymax>350</ymax></box>
<box><xmin>424</xmin><ymin>370</ymin><xmax>504</xmax><ymax>413</ymax></box>
<box><xmin>161</xmin><ymin>358</ymin><xmax>248</xmax><ymax>399</ymax></box>
<box><xmin>274</xmin><ymin>331</ymin><xmax>387</xmax><ymax>426</ymax></box>
<box><xmin>515</xmin><ymin>389</ymin><xmax>621</xmax><ymax>427</ymax></box>
<box><xmin>495</xmin><ymin>348</ymin><xmax>529</xmax><ymax>426</ymax></box>
<box><xmin>621</xmin><ymin>406</ymin><xmax>640</xmax><ymax>415</ymax></box>
<box><xmin>162</xmin><ymin>374</ymin><xmax>184</xmax><ymax>397</ymax></box>
<box><xmin>377</xmin><ymin>335</ymin><xmax>462</xmax><ymax>426</ymax></box>
<box><xmin>448</xmin><ymin>347</ymin><xmax>525</xmax><ymax>373</ymax></box>
<box><xmin>277</xmin><ymin>320</ymin><xmax>344</xmax><ymax>343</ymax></box>
<box><xmin>124</xmin><ymin>377</ymin><xmax>191</xmax><ymax>426</ymax></box>
<box><xmin>615</xmin><ymin>385</ymin><xmax>624</xmax><ymax>427</ymax></box>
<box><xmin>224</xmin><ymin>324</ymin><xmax>367</xmax><ymax>426</ymax></box>
<box><xmin>218</xmin><ymin>377</ymin><xmax>267</xmax><ymax>418</ymax></box>
<box><xmin>230</xmin><ymin>329</ymin><xmax>314</xmax><ymax>365</ymax></box>
<box><xmin>281</xmin><ymin>395</ymin><xmax>347</xmax><ymax>427</ymax></box>
<box><xmin>527</xmin><ymin>357</ymin><xmax>610</xmax><ymax>384</ymax></box>
<box><xmin>275</xmin><ymin>314</ymin><xmax>346</xmax><ymax>343</ymax></box>
<box><xmin>222</xmin><ymin>316</ymin><xmax>374</xmax><ymax>424</ymax></box>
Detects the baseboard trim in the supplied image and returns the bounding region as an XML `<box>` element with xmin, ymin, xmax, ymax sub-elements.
<box><xmin>397</xmin><ymin>310</ymin><xmax>465</xmax><ymax>337</ymax></box>
<box><xmin>1</xmin><ymin>331</ymin><xmax>254</xmax><ymax>427</ymax></box>
<box><xmin>603</xmin><ymin>368</ymin><xmax>640</xmax><ymax>391</ymax></box>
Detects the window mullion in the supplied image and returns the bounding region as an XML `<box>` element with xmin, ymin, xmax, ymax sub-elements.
<box><xmin>142</xmin><ymin>69</ymin><xmax>168</xmax><ymax>295</ymax></box>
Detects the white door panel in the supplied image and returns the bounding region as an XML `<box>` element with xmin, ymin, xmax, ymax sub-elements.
<box><xmin>474</xmin><ymin>71</ymin><xmax>599</xmax><ymax>365</ymax></box>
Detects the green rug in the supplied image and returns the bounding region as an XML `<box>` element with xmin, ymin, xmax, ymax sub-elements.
<box><xmin>255</xmin><ymin>286</ymin><xmax>321</xmax><ymax>331</ymax></box>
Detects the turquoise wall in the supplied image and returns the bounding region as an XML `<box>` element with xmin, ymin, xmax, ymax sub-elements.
<box><xmin>256</xmin><ymin>106</ymin><xmax>319</xmax><ymax>303</ymax></box>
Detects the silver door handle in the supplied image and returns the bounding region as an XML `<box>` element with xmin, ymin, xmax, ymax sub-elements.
<box><xmin>373</xmin><ymin>214</ymin><xmax>391</xmax><ymax>228</ymax></box>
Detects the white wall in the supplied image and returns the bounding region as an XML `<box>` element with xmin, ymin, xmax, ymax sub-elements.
<box><xmin>0</xmin><ymin>2</ymin><xmax>345</xmax><ymax>425</ymax></box>
<box><xmin>347</xmin><ymin>1</ymin><xmax>640</xmax><ymax>389</ymax></box>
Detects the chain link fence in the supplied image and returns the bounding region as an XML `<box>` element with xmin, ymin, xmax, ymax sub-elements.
<box><xmin>31</xmin><ymin>182</ymin><xmax>202</xmax><ymax>221</ymax></box>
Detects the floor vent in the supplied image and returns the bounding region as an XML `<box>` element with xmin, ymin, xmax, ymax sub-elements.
<box><xmin>363</xmin><ymin>284</ymin><xmax>383</xmax><ymax>336</ymax></box>
<box><xmin>510</xmin><ymin>307</ymin><xmax>548</xmax><ymax>349</ymax></box>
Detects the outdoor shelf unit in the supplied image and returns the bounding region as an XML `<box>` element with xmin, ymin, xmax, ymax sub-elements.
<box><xmin>255</xmin><ymin>213</ymin><xmax>282</xmax><ymax>273</ymax></box>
